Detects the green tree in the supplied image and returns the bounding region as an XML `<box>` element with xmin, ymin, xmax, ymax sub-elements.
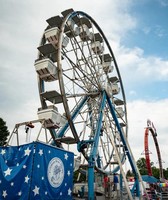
<box><xmin>151</xmin><ymin>166</ymin><xmax>160</xmax><ymax>179</ymax></box>
<box><xmin>0</xmin><ymin>118</ymin><xmax>10</xmax><ymax>146</ymax></box>
<box><xmin>136</xmin><ymin>157</ymin><xmax>148</xmax><ymax>175</ymax></box>
<box><xmin>126</xmin><ymin>169</ymin><xmax>134</xmax><ymax>178</ymax></box>
<box><xmin>163</xmin><ymin>168</ymin><xmax>168</xmax><ymax>179</ymax></box>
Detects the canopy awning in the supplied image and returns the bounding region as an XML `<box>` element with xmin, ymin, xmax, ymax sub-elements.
<box><xmin>141</xmin><ymin>175</ymin><xmax>159</xmax><ymax>183</ymax></box>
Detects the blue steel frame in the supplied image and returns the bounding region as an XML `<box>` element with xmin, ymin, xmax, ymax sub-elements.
<box><xmin>106</xmin><ymin>92</ymin><xmax>141</xmax><ymax>197</ymax></box>
<box><xmin>53</xmin><ymin>90</ymin><xmax>141</xmax><ymax>199</ymax></box>
<box><xmin>87</xmin><ymin>91</ymin><xmax>140</xmax><ymax>199</ymax></box>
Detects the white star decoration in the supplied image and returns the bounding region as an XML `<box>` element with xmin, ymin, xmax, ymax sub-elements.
<box><xmin>33</xmin><ymin>186</ymin><xmax>40</xmax><ymax>196</ymax></box>
<box><xmin>2</xmin><ymin>190</ymin><xmax>7</xmax><ymax>198</ymax></box>
<box><xmin>1</xmin><ymin>149</ymin><xmax>6</xmax><ymax>155</ymax></box>
<box><xmin>11</xmin><ymin>182</ymin><xmax>14</xmax><ymax>186</ymax></box>
<box><xmin>25</xmin><ymin>176</ymin><xmax>30</xmax><ymax>183</ymax></box>
<box><xmin>24</xmin><ymin>148</ymin><xmax>31</xmax><ymax>156</ymax></box>
<box><xmin>23</xmin><ymin>165</ymin><xmax>27</xmax><ymax>169</ymax></box>
<box><xmin>64</xmin><ymin>153</ymin><xmax>68</xmax><ymax>160</ymax></box>
<box><xmin>67</xmin><ymin>171</ymin><xmax>71</xmax><ymax>176</ymax></box>
<box><xmin>4</xmin><ymin>167</ymin><xmax>12</xmax><ymax>177</ymax></box>
<box><xmin>38</xmin><ymin>149</ymin><xmax>43</xmax><ymax>156</ymax></box>
<box><xmin>18</xmin><ymin>191</ymin><xmax>22</xmax><ymax>196</ymax></box>
<box><xmin>68</xmin><ymin>188</ymin><xmax>72</xmax><ymax>196</ymax></box>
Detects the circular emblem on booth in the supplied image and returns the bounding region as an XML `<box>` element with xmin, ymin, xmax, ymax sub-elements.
<box><xmin>47</xmin><ymin>157</ymin><xmax>64</xmax><ymax>188</ymax></box>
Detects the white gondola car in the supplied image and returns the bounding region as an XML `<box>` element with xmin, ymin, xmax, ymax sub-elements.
<box><xmin>115</xmin><ymin>107</ymin><xmax>124</xmax><ymax>118</ymax></box>
<box><xmin>111</xmin><ymin>83</ymin><xmax>120</xmax><ymax>95</ymax></box>
<box><xmin>62</xmin><ymin>36</ymin><xmax>69</xmax><ymax>48</ymax></box>
<box><xmin>79</xmin><ymin>24</ymin><xmax>93</xmax><ymax>41</ymax></box>
<box><xmin>100</xmin><ymin>54</ymin><xmax>113</xmax><ymax>73</ymax></box>
<box><xmin>65</xmin><ymin>19</ymin><xmax>79</xmax><ymax>38</ymax></box>
<box><xmin>44</xmin><ymin>27</ymin><xmax>69</xmax><ymax>48</ymax></box>
<box><xmin>102</xmin><ymin>61</ymin><xmax>113</xmax><ymax>73</ymax></box>
<box><xmin>105</xmin><ymin>84</ymin><xmax>113</xmax><ymax>97</ymax></box>
<box><xmin>65</xmin><ymin>26</ymin><xmax>80</xmax><ymax>38</ymax></box>
<box><xmin>45</xmin><ymin>27</ymin><xmax>60</xmax><ymax>45</ymax></box>
<box><xmin>91</xmin><ymin>41</ymin><xmax>104</xmax><ymax>54</ymax></box>
<box><xmin>67</xmin><ymin>19</ymin><xmax>75</xmax><ymax>30</ymax></box>
<box><xmin>37</xmin><ymin>105</ymin><xmax>67</xmax><ymax>128</ymax></box>
<box><xmin>34</xmin><ymin>58</ymin><xmax>58</xmax><ymax>82</ymax></box>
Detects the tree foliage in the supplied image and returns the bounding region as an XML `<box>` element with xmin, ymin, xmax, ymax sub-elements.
<box><xmin>127</xmin><ymin>157</ymin><xmax>168</xmax><ymax>180</ymax></box>
<box><xmin>163</xmin><ymin>168</ymin><xmax>168</xmax><ymax>179</ymax></box>
<box><xmin>126</xmin><ymin>169</ymin><xmax>134</xmax><ymax>178</ymax></box>
<box><xmin>151</xmin><ymin>166</ymin><xmax>160</xmax><ymax>179</ymax></box>
<box><xmin>136</xmin><ymin>157</ymin><xmax>148</xmax><ymax>175</ymax></box>
<box><xmin>0</xmin><ymin>118</ymin><xmax>10</xmax><ymax>146</ymax></box>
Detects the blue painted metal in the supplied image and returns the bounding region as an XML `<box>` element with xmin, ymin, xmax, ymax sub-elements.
<box><xmin>50</xmin><ymin>96</ymin><xmax>88</xmax><ymax>147</ymax></box>
<box><xmin>50</xmin><ymin>129</ymin><xmax>57</xmax><ymax>142</ymax></box>
<box><xmin>90</xmin><ymin>91</ymin><xmax>106</xmax><ymax>158</ymax></box>
<box><xmin>41</xmin><ymin>80</ymin><xmax>45</xmax><ymax>92</ymax></box>
<box><xmin>88</xmin><ymin>165</ymin><xmax>95</xmax><ymax>199</ymax></box>
<box><xmin>106</xmin><ymin>92</ymin><xmax>140</xmax><ymax>197</ymax></box>
<box><xmin>135</xmin><ymin>178</ymin><xmax>140</xmax><ymax>197</ymax></box>
<box><xmin>96</xmin><ymin>154</ymin><xmax>102</xmax><ymax>169</ymax></box>
<box><xmin>88</xmin><ymin>91</ymin><xmax>106</xmax><ymax>200</ymax></box>
<box><xmin>77</xmin><ymin>139</ymin><xmax>94</xmax><ymax>152</ymax></box>
<box><xmin>88</xmin><ymin>102</ymin><xmax>93</xmax><ymax>131</ymax></box>
<box><xmin>120</xmin><ymin>174</ymin><xmax>123</xmax><ymax>197</ymax></box>
<box><xmin>57</xmin><ymin>96</ymin><xmax>88</xmax><ymax>138</ymax></box>
<box><xmin>131</xmin><ymin>178</ymin><xmax>140</xmax><ymax>197</ymax></box>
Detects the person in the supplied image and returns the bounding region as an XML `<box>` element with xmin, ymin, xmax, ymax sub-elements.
<box><xmin>113</xmin><ymin>173</ymin><xmax>119</xmax><ymax>191</ymax></box>
<box><xmin>150</xmin><ymin>185</ymin><xmax>156</xmax><ymax>199</ymax></box>
<box><xmin>103</xmin><ymin>174</ymin><xmax>109</xmax><ymax>195</ymax></box>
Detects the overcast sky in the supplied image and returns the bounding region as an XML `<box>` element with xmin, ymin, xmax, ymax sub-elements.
<box><xmin>0</xmin><ymin>0</ymin><xmax>168</xmax><ymax>169</ymax></box>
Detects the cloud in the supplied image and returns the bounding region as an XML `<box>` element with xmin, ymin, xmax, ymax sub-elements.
<box><xmin>127</xmin><ymin>99</ymin><xmax>168</xmax><ymax>166</ymax></box>
<box><xmin>115</xmin><ymin>45</ymin><xmax>168</xmax><ymax>85</ymax></box>
<box><xmin>154</xmin><ymin>25</ymin><xmax>167</xmax><ymax>38</ymax></box>
<box><xmin>158</xmin><ymin>0</ymin><xmax>168</xmax><ymax>7</ymax></box>
<box><xmin>129</xmin><ymin>90</ymin><xmax>137</xmax><ymax>96</ymax></box>
<box><xmin>142</xmin><ymin>27</ymin><xmax>151</xmax><ymax>35</ymax></box>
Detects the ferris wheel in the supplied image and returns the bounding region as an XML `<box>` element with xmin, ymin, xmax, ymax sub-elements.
<box><xmin>34</xmin><ymin>8</ymin><xmax>128</xmax><ymax>174</ymax></box>
<box><xmin>6</xmin><ymin>8</ymin><xmax>146</xmax><ymax>199</ymax></box>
